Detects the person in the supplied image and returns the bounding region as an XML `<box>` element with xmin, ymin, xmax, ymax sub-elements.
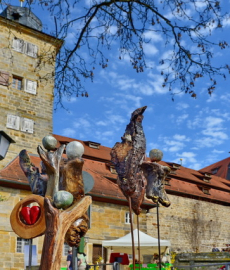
<box><xmin>78</xmin><ymin>252</ymin><xmax>87</xmax><ymax>270</ymax></box>
<box><xmin>67</xmin><ymin>249</ymin><xmax>82</xmax><ymax>270</ymax></box>
<box><xmin>212</xmin><ymin>245</ymin><xmax>220</xmax><ymax>252</ymax></box>
<box><xmin>151</xmin><ymin>254</ymin><xmax>159</xmax><ymax>264</ymax></box>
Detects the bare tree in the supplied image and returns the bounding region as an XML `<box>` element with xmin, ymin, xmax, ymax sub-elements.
<box><xmin>1</xmin><ymin>0</ymin><xmax>230</xmax><ymax>106</ymax></box>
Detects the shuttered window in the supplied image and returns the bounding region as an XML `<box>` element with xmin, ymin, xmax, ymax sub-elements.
<box><xmin>12</xmin><ymin>38</ymin><xmax>38</xmax><ymax>58</ymax></box>
<box><xmin>21</xmin><ymin>118</ymin><xmax>34</xmax><ymax>133</ymax></box>
<box><xmin>0</xmin><ymin>71</ymin><xmax>9</xmax><ymax>86</ymax></box>
<box><xmin>12</xmin><ymin>38</ymin><xmax>25</xmax><ymax>53</ymax></box>
<box><xmin>26</xmin><ymin>42</ymin><xmax>38</xmax><ymax>58</ymax></box>
<box><xmin>24</xmin><ymin>80</ymin><xmax>37</xmax><ymax>95</ymax></box>
<box><xmin>6</xmin><ymin>115</ymin><xmax>20</xmax><ymax>130</ymax></box>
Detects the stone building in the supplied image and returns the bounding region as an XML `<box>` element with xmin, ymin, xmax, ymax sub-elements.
<box><xmin>1</xmin><ymin>4</ymin><xmax>230</xmax><ymax>270</ymax></box>
<box><xmin>0</xmin><ymin>5</ymin><xmax>62</xmax><ymax>169</ymax></box>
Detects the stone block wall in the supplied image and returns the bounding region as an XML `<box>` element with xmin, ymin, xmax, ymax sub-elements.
<box><xmin>146</xmin><ymin>194</ymin><xmax>230</xmax><ymax>253</ymax></box>
<box><xmin>0</xmin><ymin>18</ymin><xmax>59</xmax><ymax>169</ymax></box>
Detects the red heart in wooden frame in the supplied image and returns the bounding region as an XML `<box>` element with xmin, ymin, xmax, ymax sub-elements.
<box><xmin>20</xmin><ymin>206</ymin><xmax>41</xmax><ymax>225</ymax></box>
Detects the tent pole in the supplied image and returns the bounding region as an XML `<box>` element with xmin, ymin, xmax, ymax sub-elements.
<box><xmin>137</xmin><ymin>215</ymin><xmax>141</xmax><ymax>270</ymax></box>
<box><xmin>128</xmin><ymin>197</ymin><xmax>135</xmax><ymax>269</ymax></box>
<box><xmin>156</xmin><ymin>203</ymin><xmax>161</xmax><ymax>270</ymax></box>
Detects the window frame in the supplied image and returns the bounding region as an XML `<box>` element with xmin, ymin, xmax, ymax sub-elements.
<box><xmin>24</xmin><ymin>79</ymin><xmax>37</xmax><ymax>95</ymax></box>
<box><xmin>63</xmin><ymin>243</ymin><xmax>70</xmax><ymax>256</ymax></box>
<box><xmin>125</xmin><ymin>212</ymin><xmax>133</xmax><ymax>224</ymax></box>
<box><xmin>16</xmin><ymin>237</ymin><xmax>30</xmax><ymax>253</ymax></box>
<box><xmin>6</xmin><ymin>114</ymin><xmax>20</xmax><ymax>130</ymax></box>
<box><xmin>12</xmin><ymin>38</ymin><xmax>38</xmax><ymax>58</ymax></box>
<box><xmin>12</xmin><ymin>75</ymin><xmax>23</xmax><ymax>90</ymax></box>
<box><xmin>21</xmin><ymin>118</ymin><xmax>34</xmax><ymax>134</ymax></box>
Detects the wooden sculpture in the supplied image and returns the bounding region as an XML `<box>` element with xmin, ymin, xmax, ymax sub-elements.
<box><xmin>10</xmin><ymin>135</ymin><xmax>91</xmax><ymax>270</ymax></box>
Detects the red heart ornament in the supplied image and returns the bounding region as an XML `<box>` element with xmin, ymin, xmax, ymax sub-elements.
<box><xmin>20</xmin><ymin>206</ymin><xmax>41</xmax><ymax>225</ymax></box>
<box><xmin>20</xmin><ymin>207</ymin><xmax>32</xmax><ymax>225</ymax></box>
<box><xmin>30</xmin><ymin>206</ymin><xmax>41</xmax><ymax>224</ymax></box>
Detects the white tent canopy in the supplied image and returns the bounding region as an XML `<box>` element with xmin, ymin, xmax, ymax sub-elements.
<box><xmin>102</xmin><ymin>229</ymin><xmax>171</xmax><ymax>255</ymax></box>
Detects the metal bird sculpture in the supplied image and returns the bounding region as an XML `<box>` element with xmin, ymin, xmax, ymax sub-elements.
<box><xmin>110</xmin><ymin>106</ymin><xmax>147</xmax><ymax>266</ymax></box>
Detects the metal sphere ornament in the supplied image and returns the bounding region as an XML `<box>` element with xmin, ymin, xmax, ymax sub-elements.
<box><xmin>66</xmin><ymin>141</ymin><xmax>84</xmax><ymax>160</ymax></box>
<box><xmin>53</xmin><ymin>191</ymin><xmax>74</xmax><ymax>209</ymax></box>
<box><xmin>149</xmin><ymin>149</ymin><xmax>163</xmax><ymax>162</ymax></box>
<box><xmin>42</xmin><ymin>135</ymin><xmax>57</xmax><ymax>151</ymax></box>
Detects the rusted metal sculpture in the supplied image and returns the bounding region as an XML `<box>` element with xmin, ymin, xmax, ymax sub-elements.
<box><xmin>10</xmin><ymin>136</ymin><xmax>91</xmax><ymax>270</ymax></box>
<box><xmin>141</xmin><ymin>149</ymin><xmax>171</xmax><ymax>207</ymax></box>
<box><xmin>141</xmin><ymin>149</ymin><xmax>171</xmax><ymax>270</ymax></box>
<box><xmin>111</xmin><ymin>106</ymin><xmax>147</xmax><ymax>215</ymax></box>
<box><xmin>111</xmin><ymin>106</ymin><xmax>147</xmax><ymax>266</ymax></box>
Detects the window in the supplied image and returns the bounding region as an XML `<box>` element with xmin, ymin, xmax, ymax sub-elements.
<box><xmin>6</xmin><ymin>114</ymin><xmax>20</xmax><ymax>130</ymax></box>
<box><xmin>202</xmin><ymin>188</ymin><xmax>210</xmax><ymax>195</ymax></box>
<box><xmin>12</xmin><ymin>38</ymin><xmax>38</xmax><ymax>58</ymax></box>
<box><xmin>7</xmin><ymin>115</ymin><xmax>34</xmax><ymax>133</ymax></box>
<box><xmin>16</xmin><ymin>237</ymin><xmax>30</xmax><ymax>253</ymax></box>
<box><xmin>26</xmin><ymin>42</ymin><xmax>38</xmax><ymax>58</ymax></box>
<box><xmin>125</xmin><ymin>212</ymin><xmax>133</xmax><ymax>224</ymax></box>
<box><xmin>24</xmin><ymin>79</ymin><xmax>37</xmax><ymax>95</ymax></box>
<box><xmin>63</xmin><ymin>243</ymin><xmax>70</xmax><ymax>256</ymax></box>
<box><xmin>21</xmin><ymin>118</ymin><xmax>34</xmax><ymax>133</ymax></box>
<box><xmin>164</xmin><ymin>179</ymin><xmax>171</xmax><ymax>186</ymax></box>
<box><xmin>0</xmin><ymin>71</ymin><xmax>9</xmax><ymax>86</ymax></box>
<box><xmin>211</xmin><ymin>168</ymin><xmax>219</xmax><ymax>175</ymax></box>
<box><xmin>12</xmin><ymin>38</ymin><xmax>25</xmax><ymax>53</ymax></box>
<box><xmin>12</xmin><ymin>76</ymin><xmax>22</xmax><ymax>90</ymax></box>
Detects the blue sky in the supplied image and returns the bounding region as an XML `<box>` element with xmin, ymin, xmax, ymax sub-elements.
<box><xmin>6</xmin><ymin>0</ymin><xmax>230</xmax><ymax>170</ymax></box>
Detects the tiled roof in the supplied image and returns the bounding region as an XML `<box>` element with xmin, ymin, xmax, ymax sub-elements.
<box><xmin>200</xmin><ymin>156</ymin><xmax>230</xmax><ymax>180</ymax></box>
<box><xmin>1</xmin><ymin>134</ymin><xmax>230</xmax><ymax>208</ymax></box>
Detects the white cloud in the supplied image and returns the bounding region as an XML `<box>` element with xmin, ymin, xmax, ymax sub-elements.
<box><xmin>176</xmin><ymin>151</ymin><xmax>197</xmax><ymax>164</ymax></box>
<box><xmin>176</xmin><ymin>102</ymin><xmax>189</xmax><ymax>110</ymax></box>
<box><xmin>62</xmin><ymin>128</ymin><xmax>76</xmax><ymax>138</ymax></box>
<box><xmin>176</xmin><ymin>114</ymin><xmax>189</xmax><ymax>125</ymax></box>
<box><xmin>173</xmin><ymin>134</ymin><xmax>190</xmax><ymax>142</ymax></box>
<box><xmin>142</xmin><ymin>31</ymin><xmax>163</xmax><ymax>42</ymax></box>
<box><xmin>143</xmin><ymin>43</ymin><xmax>159</xmax><ymax>56</ymax></box>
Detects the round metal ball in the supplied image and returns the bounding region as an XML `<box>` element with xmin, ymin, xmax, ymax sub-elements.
<box><xmin>66</xmin><ymin>141</ymin><xmax>84</xmax><ymax>160</ymax></box>
<box><xmin>53</xmin><ymin>191</ymin><xmax>73</xmax><ymax>209</ymax></box>
<box><xmin>42</xmin><ymin>135</ymin><xmax>57</xmax><ymax>151</ymax></box>
<box><xmin>149</xmin><ymin>149</ymin><xmax>163</xmax><ymax>162</ymax></box>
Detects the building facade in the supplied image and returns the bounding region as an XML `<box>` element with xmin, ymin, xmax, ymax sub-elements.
<box><xmin>0</xmin><ymin>5</ymin><xmax>62</xmax><ymax>169</ymax></box>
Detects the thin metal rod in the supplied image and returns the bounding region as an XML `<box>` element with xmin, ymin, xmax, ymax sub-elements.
<box><xmin>137</xmin><ymin>215</ymin><xmax>141</xmax><ymax>270</ymax></box>
<box><xmin>156</xmin><ymin>203</ymin><xmax>161</xmax><ymax>270</ymax></box>
<box><xmin>28</xmin><ymin>238</ymin><xmax>33</xmax><ymax>270</ymax></box>
<box><xmin>128</xmin><ymin>197</ymin><xmax>135</xmax><ymax>268</ymax></box>
<box><xmin>72</xmin><ymin>247</ymin><xmax>78</xmax><ymax>270</ymax></box>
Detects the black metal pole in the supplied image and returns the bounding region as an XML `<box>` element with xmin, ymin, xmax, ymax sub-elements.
<box><xmin>156</xmin><ymin>203</ymin><xmax>161</xmax><ymax>270</ymax></box>
<box><xmin>28</xmin><ymin>238</ymin><xmax>33</xmax><ymax>270</ymax></box>
<box><xmin>72</xmin><ymin>247</ymin><xmax>78</xmax><ymax>270</ymax></box>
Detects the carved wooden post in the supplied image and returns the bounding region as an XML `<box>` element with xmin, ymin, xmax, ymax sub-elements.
<box><xmin>39</xmin><ymin>196</ymin><xmax>91</xmax><ymax>270</ymax></box>
<box><xmin>11</xmin><ymin>135</ymin><xmax>92</xmax><ymax>270</ymax></box>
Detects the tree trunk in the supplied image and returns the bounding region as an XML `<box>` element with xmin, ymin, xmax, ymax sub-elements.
<box><xmin>39</xmin><ymin>196</ymin><xmax>92</xmax><ymax>270</ymax></box>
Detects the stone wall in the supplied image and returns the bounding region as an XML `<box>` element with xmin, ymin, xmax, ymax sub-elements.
<box><xmin>147</xmin><ymin>194</ymin><xmax>230</xmax><ymax>253</ymax></box>
<box><xmin>0</xmin><ymin>18</ymin><xmax>58</xmax><ymax>169</ymax></box>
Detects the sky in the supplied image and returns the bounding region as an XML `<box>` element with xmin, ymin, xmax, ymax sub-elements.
<box><xmin>5</xmin><ymin>0</ymin><xmax>230</xmax><ymax>170</ymax></box>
